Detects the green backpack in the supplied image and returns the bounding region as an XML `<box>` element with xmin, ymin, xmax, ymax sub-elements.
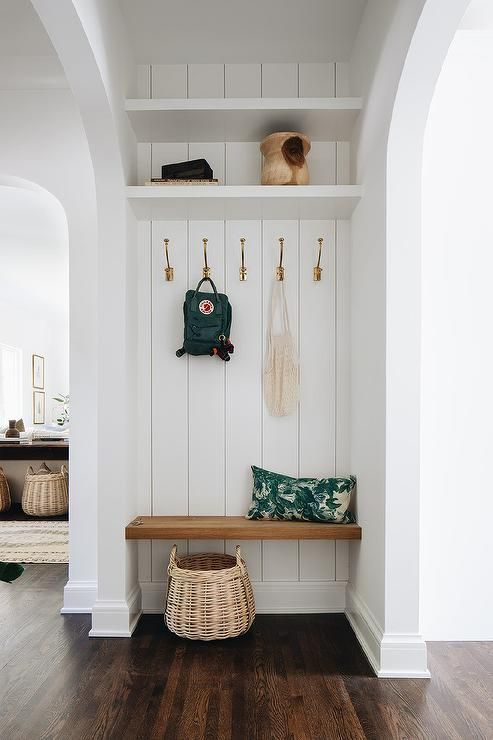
<box><xmin>176</xmin><ymin>277</ymin><xmax>234</xmax><ymax>361</ymax></box>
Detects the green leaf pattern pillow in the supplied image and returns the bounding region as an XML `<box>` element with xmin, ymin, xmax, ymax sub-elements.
<box><xmin>246</xmin><ymin>466</ymin><xmax>356</xmax><ymax>523</ymax></box>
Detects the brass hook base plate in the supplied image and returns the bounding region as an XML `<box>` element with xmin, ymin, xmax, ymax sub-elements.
<box><xmin>313</xmin><ymin>266</ymin><xmax>322</xmax><ymax>281</ymax></box>
<box><xmin>203</xmin><ymin>267</ymin><xmax>211</xmax><ymax>279</ymax></box>
<box><xmin>165</xmin><ymin>267</ymin><xmax>174</xmax><ymax>281</ymax></box>
<box><xmin>276</xmin><ymin>266</ymin><xmax>285</xmax><ymax>281</ymax></box>
<box><xmin>239</xmin><ymin>267</ymin><xmax>247</xmax><ymax>281</ymax></box>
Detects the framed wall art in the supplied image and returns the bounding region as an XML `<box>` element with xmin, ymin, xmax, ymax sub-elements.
<box><xmin>32</xmin><ymin>354</ymin><xmax>45</xmax><ymax>389</ymax></box>
<box><xmin>33</xmin><ymin>390</ymin><xmax>45</xmax><ymax>425</ymax></box>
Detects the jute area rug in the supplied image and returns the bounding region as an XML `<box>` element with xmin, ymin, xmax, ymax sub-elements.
<box><xmin>0</xmin><ymin>520</ymin><xmax>68</xmax><ymax>563</ymax></box>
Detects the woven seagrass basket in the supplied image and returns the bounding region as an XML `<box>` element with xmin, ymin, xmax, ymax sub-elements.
<box><xmin>22</xmin><ymin>463</ymin><xmax>68</xmax><ymax>517</ymax></box>
<box><xmin>165</xmin><ymin>545</ymin><xmax>255</xmax><ymax>640</ymax></box>
<box><xmin>0</xmin><ymin>466</ymin><xmax>11</xmax><ymax>513</ymax></box>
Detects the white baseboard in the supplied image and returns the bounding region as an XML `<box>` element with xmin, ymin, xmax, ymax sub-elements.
<box><xmin>89</xmin><ymin>584</ymin><xmax>142</xmax><ymax>637</ymax></box>
<box><xmin>346</xmin><ymin>585</ymin><xmax>430</xmax><ymax>678</ymax></box>
<box><xmin>141</xmin><ymin>580</ymin><xmax>347</xmax><ymax>614</ymax></box>
<box><xmin>60</xmin><ymin>580</ymin><xmax>97</xmax><ymax>614</ymax></box>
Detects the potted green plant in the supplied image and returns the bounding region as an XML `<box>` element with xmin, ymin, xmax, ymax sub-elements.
<box><xmin>0</xmin><ymin>562</ymin><xmax>24</xmax><ymax>583</ymax></box>
<box><xmin>52</xmin><ymin>393</ymin><xmax>70</xmax><ymax>427</ymax></box>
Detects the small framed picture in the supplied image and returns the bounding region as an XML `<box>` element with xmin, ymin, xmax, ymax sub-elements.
<box><xmin>33</xmin><ymin>391</ymin><xmax>45</xmax><ymax>425</ymax></box>
<box><xmin>32</xmin><ymin>354</ymin><xmax>45</xmax><ymax>389</ymax></box>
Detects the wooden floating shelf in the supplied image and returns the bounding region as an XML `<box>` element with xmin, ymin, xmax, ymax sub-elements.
<box><xmin>126</xmin><ymin>97</ymin><xmax>363</xmax><ymax>142</ymax></box>
<box><xmin>125</xmin><ymin>516</ymin><xmax>362</xmax><ymax>541</ymax></box>
<box><xmin>126</xmin><ymin>184</ymin><xmax>362</xmax><ymax>220</ymax></box>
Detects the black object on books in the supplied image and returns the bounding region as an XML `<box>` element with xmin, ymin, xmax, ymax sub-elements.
<box><xmin>161</xmin><ymin>158</ymin><xmax>213</xmax><ymax>180</ymax></box>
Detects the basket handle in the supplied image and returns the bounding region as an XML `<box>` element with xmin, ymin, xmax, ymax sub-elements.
<box><xmin>61</xmin><ymin>464</ymin><xmax>68</xmax><ymax>478</ymax></box>
<box><xmin>235</xmin><ymin>545</ymin><xmax>254</xmax><ymax>626</ymax></box>
<box><xmin>235</xmin><ymin>545</ymin><xmax>247</xmax><ymax>574</ymax></box>
<box><xmin>167</xmin><ymin>544</ymin><xmax>178</xmax><ymax>575</ymax></box>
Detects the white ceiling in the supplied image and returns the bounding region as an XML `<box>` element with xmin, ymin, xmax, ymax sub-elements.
<box><xmin>119</xmin><ymin>0</ymin><xmax>367</xmax><ymax>64</ymax></box>
<box><xmin>0</xmin><ymin>185</ymin><xmax>69</xmax><ymax>316</ymax></box>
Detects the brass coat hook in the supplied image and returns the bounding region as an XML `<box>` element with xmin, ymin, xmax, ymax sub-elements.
<box><xmin>164</xmin><ymin>238</ymin><xmax>174</xmax><ymax>281</ymax></box>
<box><xmin>202</xmin><ymin>238</ymin><xmax>211</xmax><ymax>278</ymax></box>
<box><xmin>313</xmin><ymin>237</ymin><xmax>323</xmax><ymax>281</ymax></box>
<box><xmin>276</xmin><ymin>237</ymin><xmax>285</xmax><ymax>281</ymax></box>
<box><xmin>239</xmin><ymin>238</ymin><xmax>247</xmax><ymax>281</ymax></box>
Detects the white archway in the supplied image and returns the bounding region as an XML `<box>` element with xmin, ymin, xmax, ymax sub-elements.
<box><xmin>30</xmin><ymin>0</ymin><xmax>140</xmax><ymax>634</ymax></box>
<box><xmin>0</xmin><ymin>73</ymin><xmax>98</xmax><ymax>611</ymax></box>
<box><xmin>385</xmin><ymin>0</ymin><xmax>472</xmax><ymax>660</ymax></box>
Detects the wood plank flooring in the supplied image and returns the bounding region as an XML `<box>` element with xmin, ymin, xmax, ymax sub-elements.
<box><xmin>0</xmin><ymin>565</ymin><xmax>492</xmax><ymax>739</ymax></box>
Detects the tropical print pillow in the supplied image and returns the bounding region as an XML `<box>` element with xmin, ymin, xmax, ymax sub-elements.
<box><xmin>246</xmin><ymin>466</ymin><xmax>356</xmax><ymax>523</ymax></box>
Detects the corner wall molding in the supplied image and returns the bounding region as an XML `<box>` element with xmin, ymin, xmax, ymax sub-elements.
<box><xmin>346</xmin><ymin>585</ymin><xmax>430</xmax><ymax>678</ymax></box>
<box><xmin>60</xmin><ymin>579</ymin><xmax>97</xmax><ymax>614</ymax></box>
<box><xmin>89</xmin><ymin>584</ymin><xmax>142</xmax><ymax>637</ymax></box>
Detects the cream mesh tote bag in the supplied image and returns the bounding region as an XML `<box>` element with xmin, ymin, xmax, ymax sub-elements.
<box><xmin>264</xmin><ymin>280</ymin><xmax>299</xmax><ymax>416</ymax></box>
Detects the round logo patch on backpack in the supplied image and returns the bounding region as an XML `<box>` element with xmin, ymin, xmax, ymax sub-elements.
<box><xmin>199</xmin><ymin>299</ymin><xmax>214</xmax><ymax>315</ymax></box>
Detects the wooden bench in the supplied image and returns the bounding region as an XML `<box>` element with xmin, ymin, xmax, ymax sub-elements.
<box><xmin>126</xmin><ymin>516</ymin><xmax>362</xmax><ymax>540</ymax></box>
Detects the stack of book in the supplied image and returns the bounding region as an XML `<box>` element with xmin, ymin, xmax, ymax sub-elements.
<box><xmin>0</xmin><ymin>432</ymin><xmax>32</xmax><ymax>445</ymax></box>
<box><xmin>146</xmin><ymin>158</ymin><xmax>217</xmax><ymax>186</ymax></box>
<box><xmin>32</xmin><ymin>429</ymin><xmax>69</xmax><ymax>441</ymax></box>
<box><xmin>145</xmin><ymin>178</ymin><xmax>218</xmax><ymax>186</ymax></box>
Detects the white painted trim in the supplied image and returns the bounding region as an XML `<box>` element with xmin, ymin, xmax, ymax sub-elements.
<box><xmin>141</xmin><ymin>582</ymin><xmax>166</xmax><ymax>613</ymax></box>
<box><xmin>379</xmin><ymin>634</ymin><xmax>430</xmax><ymax>678</ymax></box>
<box><xmin>141</xmin><ymin>580</ymin><xmax>347</xmax><ymax>615</ymax></box>
<box><xmin>345</xmin><ymin>585</ymin><xmax>383</xmax><ymax>675</ymax></box>
<box><xmin>60</xmin><ymin>580</ymin><xmax>97</xmax><ymax>614</ymax></box>
<box><xmin>89</xmin><ymin>584</ymin><xmax>142</xmax><ymax>637</ymax></box>
<box><xmin>346</xmin><ymin>586</ymin><xmax>430</xmax><ymax>678</ymax></box>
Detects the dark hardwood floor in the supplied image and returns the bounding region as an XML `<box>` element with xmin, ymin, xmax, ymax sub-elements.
<box><xmin>0</xmin><ymin>565</ymin><xmax>492</xmax><ymax>739</ymax></box>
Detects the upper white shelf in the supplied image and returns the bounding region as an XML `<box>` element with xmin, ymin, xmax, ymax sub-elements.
<box><xmin>125</xmin><ymin>97</ymin><xmax>363</xmax><ymax>143</ymax></box>
<box><xmin>126</xmin><ymin>185</ymin><xmax>362</xmax><ymax>221</ymax></box>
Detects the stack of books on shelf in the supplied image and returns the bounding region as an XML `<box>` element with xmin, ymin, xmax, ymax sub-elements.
<box><xmin>145</xmin><ymin>179</ymin><xmax>218</xmax><ymax>185</ymax></box>
<box><xmin>0</xmin><ymin>431</ymin><xmax>32</xmax><ymax>445</ymax></box>
<box><xmin>32</xmin><ymin>429</ymin><xmax>69</xmax><ymax>441</ymax></box>
<box><xmin>146</xmin><ymin>158</ymin><xmax>218</xmax><ymax>186</ymax></box>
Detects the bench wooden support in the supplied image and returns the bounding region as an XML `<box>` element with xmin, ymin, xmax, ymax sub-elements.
<box><xmin>125</xmin><ymin>516</ymin><xmax>362</xmax><ymax>541</ymax></box>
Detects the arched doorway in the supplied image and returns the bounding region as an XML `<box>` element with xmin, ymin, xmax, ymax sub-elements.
<box><xmin>420</xmin><ymin>6</ymin><xmax>493</xmax><ymax>640</ymax></box>
<box><xmin>386</xmin><ymin>0</ymin><xmax>474</xmax><ymax>660</ymax></box>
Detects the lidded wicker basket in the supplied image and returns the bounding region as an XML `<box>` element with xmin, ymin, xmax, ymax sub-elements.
<box><xmin>0</xmin><ymin>466</ymin><xmax>11</xmax><ymax>513</ymax></box>
<box><xmin>165</xmin><ymin>545</ymin><xmax>255</xmax><ymax>640</ymax></box>
<box><xmin>22</xmin><ymin>463</ymin><xmax>68</xmax><ymax>517</ymax></box>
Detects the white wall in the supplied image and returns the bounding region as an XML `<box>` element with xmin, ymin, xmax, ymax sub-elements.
<box><xmin>120</xmin><ymin>0</ymin><xmax>366</xmax><ymax>65</ymax></box>
<box><xmin>421</xmin><ymin>29</ymin><xmax>493</xmax><ymax>640</ymax></box>
<box><xmin>136</xmin><ymin>66</ymin><xmax>353</xmax><ymax>612</ymax></box>
<box><xmin>346</xmin><ymin>0</ymin><xmax>422</xmax><ymax>630</ymax></box>
<box><xmin>0</xmin><ymin>184</ymin><xmax>69</xmax><ymax>428</ymax></box>
<box><xmin>345</xmin><ymin>0</ymin><xmax>447</xmax><ymax>677</ymax></box>
<box><xmin>0</xmin><ymin>61</ymin><xmax>98</xmax><ymax>603</ymax></box>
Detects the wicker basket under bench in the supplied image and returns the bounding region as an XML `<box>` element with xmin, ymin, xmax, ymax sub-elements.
<box><xmin>165</xmin><ymin>545</ymin><xmax>255</xmax><ymax>640</ymax></box>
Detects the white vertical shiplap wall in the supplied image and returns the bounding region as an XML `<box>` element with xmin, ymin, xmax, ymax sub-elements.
<box><xmin>136</xmin><ymin>62</ymin><xmax>352</xmax><ymax>187</ymax></box>
<box><xmin>136</xmin><ymin>60</ymin><xmax>353</xmax><ymax>612</ymax></box>
<box><xmin>135</xmin><ymin>62</ymin><xmax>350</xmax><ymax>100</ymax></box>
<box><xmin>138</xmin><ymin>214</ymin><xmax>351</xmax><ymax>612</ymax></box>
<box><xmin>137</xmin><ymin>141</ymin><xmax>349</xmax><ymax>187</ymax></box>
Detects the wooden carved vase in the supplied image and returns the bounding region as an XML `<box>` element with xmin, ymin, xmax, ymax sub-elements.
<box><xmin>260</xmin><ymin>132</ymin><xmax>311</xmax><ymax>185</ymax></box>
